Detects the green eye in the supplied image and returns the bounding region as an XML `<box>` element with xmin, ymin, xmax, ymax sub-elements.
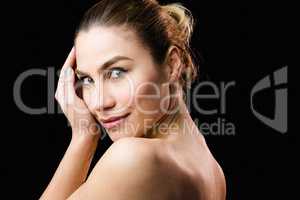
<box><xmin>77</xmin><ymin>67</ymin><xmax>127</xmax><ymax>85</ymax></box>
<box><xmin>79</xmin><ymin>76</ymin><xmax>93</xmax><ymax>85</ymax></box>
<box><xmin>105</xmin><ymin>67</ymin><xmax>127</xmax><ymax>79</ymax></box>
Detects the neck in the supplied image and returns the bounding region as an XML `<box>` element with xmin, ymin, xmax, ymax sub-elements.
<box><xmin>146</xmin><ymin>95</ymin><xmax>200</xmax><ymax>141</ymax></box>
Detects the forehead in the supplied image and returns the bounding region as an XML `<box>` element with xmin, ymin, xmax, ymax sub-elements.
<box><xmin>75</xmin><ymin>26</ymin><xmax>145</xmax><ymax>69</ymax></box>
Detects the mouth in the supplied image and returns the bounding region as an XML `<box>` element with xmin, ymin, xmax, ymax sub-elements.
<box><xmin>100</xmin><ymin>113</ymin><xmax>130</xmax><ymax>129</ymax></box>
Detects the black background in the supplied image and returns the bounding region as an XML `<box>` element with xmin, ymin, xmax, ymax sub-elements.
<box><xmin>2</xmin><ymin>0</ymin><xmax>294</xmax><ymax>199</ymax></box>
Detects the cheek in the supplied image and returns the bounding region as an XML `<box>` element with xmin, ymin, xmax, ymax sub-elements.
<box><xmin>82</xmin><ymin>88</ymin><xmax>94</xmax><ymax>109</ymax></box>
<box><xmin>82</xmin><ymin>88</ymin><xmax>89</xmax><ymax>101</ymax></box>
<box><xmin>131</xmin><ymin>82</ymin><xmax>171</xmax><ymax>136</ymax></box>
<box><xmin>114</xmin><ymin>85</ymin><xmax>132</xmax><ymax>107</ymax></box>
<box><xmin>132</xmin><ymin>81</ymin><xmax>163</xmax><ymax>115</ymax></box>
<box><xmin>104</xmin><ymin>81</ymin><xmax>134</xmax><ymax>109</ymax></box>
<box><xmin>130</xmin><ymin>69</ymin><xmax>169</xmax><ymax>115</ymax></box>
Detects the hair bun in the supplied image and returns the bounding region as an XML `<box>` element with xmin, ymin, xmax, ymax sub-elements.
<box><xmin>160</xmin><ymin>3</ymin><xmax>194</xmax><ymax>46</ymax></box>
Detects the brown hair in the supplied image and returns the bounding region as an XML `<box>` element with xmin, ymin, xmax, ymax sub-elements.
<box><xmin>75</xmin><ymin>0</ymin><xmax>198</xmax><ymax>97</ymax></box>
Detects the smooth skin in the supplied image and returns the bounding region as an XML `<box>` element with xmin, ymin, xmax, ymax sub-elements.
<box><xmin>40</xmin><ymin>26</ymin><xmax>226</xmax><ymax>200</ymax></box>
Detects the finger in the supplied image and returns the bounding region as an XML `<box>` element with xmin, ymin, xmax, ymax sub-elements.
<box><xmin>61</xmin><ymin>66</ymin><xmax>73</xmax><ymax>118</ymax></box>
<box><xmin>56</xmin><ymin>47</ymin><xmax>76</xmax><ymax>100</ymax></box>
<box><xmin>65</xmin><ymin>66</ymin><xmax>76</xmax><ymax>105</ymax></box>
<box><xmin>59</xmin><ymin>66</ymin><xmax>75</xmax><ymax>105</ymax></box>
<box><xmin>62</xmin><ymin>46</ymin><xmax>76</xmax><ymax>70</ymax></box>
<box><xmin>58</xmin><ymin>47</ymin><xmax>76</xmax><ymax>81</ymax></box>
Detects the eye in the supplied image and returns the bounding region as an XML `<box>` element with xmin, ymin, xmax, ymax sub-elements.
<box><xmin>78</xmin><ymin>76</ymin><xmax>93</xmax><ymax>85</ymax></box>
<box><xmin>105</xmin><ymin>67</ymin><xmax>127</xmax><ymax>80</ymax></box>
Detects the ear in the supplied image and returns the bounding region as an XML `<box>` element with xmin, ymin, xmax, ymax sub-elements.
<box><xmin>166</xmin><ymin>46</ymin><xmax>183</xmax><ymax>82</ymax></box>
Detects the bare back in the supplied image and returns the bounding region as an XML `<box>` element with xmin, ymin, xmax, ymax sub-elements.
<box><xmin>149</xmin><ymin>135</ymin><xmax>226</xmax><ymax>200</ymax></box>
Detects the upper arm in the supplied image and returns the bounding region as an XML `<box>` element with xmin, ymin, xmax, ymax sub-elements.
<box><xmin>66</xmin><ymin>138</ymin><xmax>170</xmax><ymax>200</ymax></box>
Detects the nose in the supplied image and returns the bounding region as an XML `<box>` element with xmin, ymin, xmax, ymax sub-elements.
<box><xmin>90</xmin><ymin>81</ymin><xmax>116</xmax><ymax>112</ymax></box>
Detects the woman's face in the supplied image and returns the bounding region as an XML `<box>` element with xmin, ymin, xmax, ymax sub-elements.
<box><xmin>75</xmin><ymin>26</ymin><xmax>172</xmax><ymax>141</ymax></box>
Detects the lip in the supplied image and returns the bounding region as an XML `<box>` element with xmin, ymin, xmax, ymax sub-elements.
<box><xmin>100</xmin><ymin>113</ymin><xmax>130</xmax><ymax>129</ymax></box>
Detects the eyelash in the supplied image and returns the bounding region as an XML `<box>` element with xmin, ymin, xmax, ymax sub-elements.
<box><xmin>78</xmin><ymin>67</ymin><xmax>127</xmax><ymax>85</ymax></box>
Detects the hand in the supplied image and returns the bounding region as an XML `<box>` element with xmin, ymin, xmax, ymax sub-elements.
<box><xmin>55</xmin><ymin>47</ymin><xmax>101</xmax><ymax>141</ymax></box>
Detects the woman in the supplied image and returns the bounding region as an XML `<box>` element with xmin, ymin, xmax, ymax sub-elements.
<box><xmin>40</xmin><ymin>0</ymin><xmax>226</xmax><ymax>199</ymax></box>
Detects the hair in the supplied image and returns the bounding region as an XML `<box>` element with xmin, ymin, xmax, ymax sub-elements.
<box><xmin>75</xmin><ymin>0</ymin><xmax>198</xmax><ymax>100</ymax></box>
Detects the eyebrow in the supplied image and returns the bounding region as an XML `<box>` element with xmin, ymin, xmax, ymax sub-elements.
<box><xmin>75</xmin><ymin>56</ymin><xmax>133</xmax><ymax>76</ymax></box>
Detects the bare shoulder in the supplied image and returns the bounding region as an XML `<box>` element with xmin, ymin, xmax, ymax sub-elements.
<box><xmin>97</xmin><ymin>137</ymin><xmax>160</xmax><ymax>167</ymax></box>
<box><xmin>67</xmin><ymin>137</ymin><xmax>179</xmax><ymax>200</ymax></box>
